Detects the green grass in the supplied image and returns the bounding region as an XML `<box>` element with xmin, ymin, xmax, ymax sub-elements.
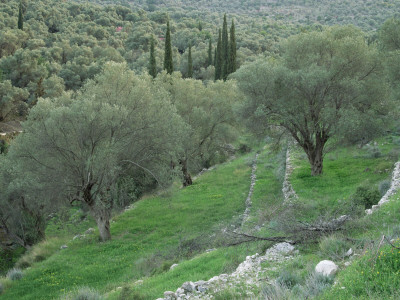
<box><xmin>321</xmin><ymin>194</ymin><xmax>400</xmax><ymax>299</ymax></box>
<box><xmin>290</xmin><ymin>143</ymin><xmax>396</xmax><ymax>220</ymax></box>
<box><xmin>1</xmin><ymin>153</ymin><xmax>254</xmax><ymax>300</ymax></box>
<box><xmin>3</xmin><ymin>138</ymin><xmax>400</xmax><ymax>299</ymax></box>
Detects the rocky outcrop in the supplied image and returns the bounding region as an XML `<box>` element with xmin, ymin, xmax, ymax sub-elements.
<box><xmin>282</xmin><ymin>147</ymin><xmax>298</xmax><ymax>203</ymax></box>
<box><xmin>157</xmin><ymin>242</ymin><xmax>297</xmax><ymax>300</ymax></box>
<box><xmin>366</xmin><ymin>162</ymin><xmax>400</xmax><ymax>215</ymax></box>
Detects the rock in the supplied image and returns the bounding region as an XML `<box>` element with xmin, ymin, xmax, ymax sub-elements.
<box><xmin>170</xmin><ymin>264</ymin><xmax>179</xmax><ymax>270</ymax></box>
<box><xmin>85</xmin><ymin>228</ymin><xmax>95</xmax><ymax>234</ymax></box>
<box><xmin>181</xmin><ymin>281</ymin><xmax>196</xmax><ymax>293</ymax></box>
<box><xmin>205</xmin><ymin>248</ymin><xmax>216</xmax><ymax>253</ymax></box>
<box><xmin>73</xmin><ymin>234</ymin><xmax>85</xmax><ymax>240</ymax></box>
<box><xmin>164</xmin><ymin>291</ymin><xmax>177</xmax><ymax>299</ymax></box>
<box><xmin>60</xmin><ymin>245</ymin><xmax>68</xmax><ymax>249</ymax></box>
<box><xmin>194</xmin><ymin>280</ymin><xmax>208</xmax><ymax>292</ymax></box>
<box><xmin>315</xmin><ymin>260</ymin><xmax>339</xmax><ymax>277</ymax></box>
<box><xmin>176</xmin><ymin>287</ymin><xmax>184</xmax><ymax>295</ymax></box>
<box><xmin>269</xmin><ymin>242</ymin><xmax>295</xmax><ymax>255</ymax></box>
<box><xmin>344</xmin><ymin>261</ymin><xmax>351</xmax><ymax>267</ymax></box>
<box><xmin>134</xmin><ymin>280</ymin><xmax>143</xmax><ymax>285</ymax></box>
<box><xmin>197</xmin><ymin>284</ymin><xmax>208</xmax><ymax>293</ymax></box>
<box><xmin>345</xmin><ymin>248</ymin><xmax>353</xmax><ymax>257</ymax></box>
<box><xmin>208</xmin><ymin>276</ymin><xmax>219</xmax><ymax>283</ymax></box>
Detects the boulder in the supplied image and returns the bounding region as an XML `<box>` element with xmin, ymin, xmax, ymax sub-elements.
<box><xmin>315</xmin><ymin>260</ymin><xmax>338</xmax><ymax>276</ymax></box>
<box><xmin>60</xmin><ymin>245</ymin><xmax>68</xmax><ymax>249</ymax></box>
<box><xmin>181</xmin><ymin>281</ymin><xmax>196</xmax><ymax>293</ymax></box>
<box><xmin>164</xmin><ymin>291</ymin><xmax>176</xmax><ymax>299</ymax></box>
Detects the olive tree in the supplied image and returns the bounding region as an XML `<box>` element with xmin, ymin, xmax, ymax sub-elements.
<box><xmin>155</xmin><ymin>72</ymin><xmax>238</xmax><ymax>186</ymax></box>
<box><xmin>9</xmin><ymin>63</ymin><xmax>183</xmax><ymax>241</ymax></box>
<box><xmin>234</xmin><ymin>26</ymin><xmax>389</xmax><ymax>175</ymax></box>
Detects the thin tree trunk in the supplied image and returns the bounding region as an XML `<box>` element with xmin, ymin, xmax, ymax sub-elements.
<box><xmin>95</xmin><ymin>213</ymin><xmax>111</xmax><ymax>242</ymax></box>
<box><xmin>84</xmin><ymin>185</ymin><xmax>112</xmax><ymax>242</ymax></box>
<box><xmin>180</xmin><ymin>159</ymin><xmax>193</xmax><ymax>187</ymax></box>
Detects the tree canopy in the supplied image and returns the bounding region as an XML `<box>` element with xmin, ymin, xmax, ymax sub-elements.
<box><xmin>8</xmin><ymin>63</ymin><xmax>184</xmax><ymax>241</ymax></box>
<box><xmin>234</xmin><ymin>26</ymin><xmax>390</xmax><ymax>175</ymax></box>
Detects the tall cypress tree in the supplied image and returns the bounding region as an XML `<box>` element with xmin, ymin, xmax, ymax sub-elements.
<box><xmin>164</xmin><ymin>21</ymin><xmax>173</xmax><ymax>74</ymax></box>
<box><xmin>221</xmin><ymin>14</ymin><xmax>229</xmax><ymax>81</ymax></box>
<box><xmin>213</xmin><ymin>48</ymin><xmax>217</xmax><ymax>67</ymax></box>
<box><xmin>215</xmin><ymin>29</ymin><xmax>222</xmax><ymax>81</ymax></box>
<box><xmin>148</xmin><ymin>37</ymin><xmax>157</xmax><ymax>78</ymax></box>
<box><xmin>18</xmin><ymin>1</ymin><xmax>23</xmax><ymax>30</ymax></box>
<box><xmin>228</xmin><ymin>20</ymin><xmax>237</xmax><ymax>75</ymax></box>
<box><xmin>207</xmin><ymin>39</ymin><xmax>213</xmax><ymax>67</ymax></box>
<box><xmin>187</xmin><ymin>44</ymin><xmax>193</xmax><ymax>78</ymax></box>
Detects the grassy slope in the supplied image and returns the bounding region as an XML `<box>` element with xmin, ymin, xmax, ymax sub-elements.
<box><xmin>2</xmin><ymin>137</ymin><xmax>400</xmax><ymax>299</ymax></box>
<box><xmin>1</xmin><ymin>153</ymin><xmax>255</xmax><ymax>300</ymax></box>
<box><xmin>291</xmin><ymin>140</ymin><xmax>395</xmax><ymax>220</ymax></box>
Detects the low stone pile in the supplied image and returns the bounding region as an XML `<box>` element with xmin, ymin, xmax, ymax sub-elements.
<box><xmin>157</xmin><ymin>242</ymin><xmax>297</xmax><ymax>300</ymax></box>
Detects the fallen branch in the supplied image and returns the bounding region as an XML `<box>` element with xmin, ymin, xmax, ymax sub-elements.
<box><xmin>225</xmin><ymin>230</ymin><xmax>296</xmax><ymax>247</ymax></box>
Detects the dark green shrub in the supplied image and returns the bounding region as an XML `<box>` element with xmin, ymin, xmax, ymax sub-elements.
<box><xmin>238</xmin><ymin>143</ymin><xmax>251</xmax><ymax>154</ymax></box>
<box><xmin>352</xmin><ymin>185</ymin><xmax>380</xmax><ymax>209</ymax></box>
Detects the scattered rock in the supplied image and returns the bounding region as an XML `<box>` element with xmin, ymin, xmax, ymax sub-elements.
<box><xmin>164</xmin><ymin>291</ymin><xmax>176</xmax><ymax>299</ymax></box>
<box><xmin>170</xmin><ymin>264</ymin><xmax>179</xmax><ymax>270</ymax></box>
<box><xmin>181</xmin><ymin>281</ymin><xmax>196</xmax><ymax>293</ymax></box>
<box><xmin>60</xmin><ymin>245</ymin><xmax>68</xmax><ymax>249</ymax></box>
<box><xmin>345</xmin><ymin>248</ymin><xmax>353</xmax><ymax>257</ymax></box>
<box><xmin>205</xmin><ymin>248</ymin><xmax>216</xmax><ymax>253</ymax></box>
<box><xmin>344</xmin><ymin>261</ymin><xmax>351</xmax><ymax>267</ymax></box>
<box><xmin>160</xmin><ymin>242</ymin><xmax>297</xmax><ymax>299</ymax></box>
<box><xmin>315</xmin><ymin>260</ymin><xmax>338</xmax><ymax>277</ymax></box>
<box><xmin>134</xmin><ymin>280</ymin><xmax>143</xmax><ymax>285</ymax></box>
<box><xmin>85</xmin><ymin>228</ymin><xmax>95</xmax><ymax>234</ymax></box>
<box><xmin>73</xmin><ymin>234</ymin><xmax>85</xmax><ymax>241</ymax></box>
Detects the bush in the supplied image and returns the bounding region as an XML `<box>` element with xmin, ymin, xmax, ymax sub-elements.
<box><xmin>0</xmin><ymin>282</ymin><xmax>3</xmax><ymax>294</ymax></box>
<box><xmin>118</xmin><ymin>287</ymin><xmax>146</xmax><ymax>300</ymax></box>
<box><xmin>352</xmin><ymin>185</ymin><xmax>380</xmax><ymax>209</ymax></box>
<box><xmin>262</xmin><ymin>282</ymin><xmax>292</xmax><ymax>300</ymax></box>
<box><xmin>6</xmin><ymin>268</ymin><xmax>23</xmax><ymax>281</ymax></box>
<box><xmin>276</xmin><ymin>271</ymin><xmax>300</xmax><ymax>289</ymax></box>
<box><xmin>302</xmin><ymin>272</ymin><xmax>334</xmax><ymax>298</ymax></box>
<box><xmin>364</xmin><ymin>144</ymin><xmax>382</xmax><ymax>158</ymax></box>
<box><xmin>379</xmin><ymin>179</ymin><xmax>391</xmax><ymax>196</ymax></box>
<box><xmin>238</xmin><ymin>143</ymin><xmax>251</xmax><ymax>154</ymax></box>
<box><xmin>319</xmin><ymin>235</ymin><xmax>351</xmax><ymax>260</ymax></box>
<box><xmin>68</xmin><ymin>287</ymin><xmax>103</xmax><ymax>300</ymax></box>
